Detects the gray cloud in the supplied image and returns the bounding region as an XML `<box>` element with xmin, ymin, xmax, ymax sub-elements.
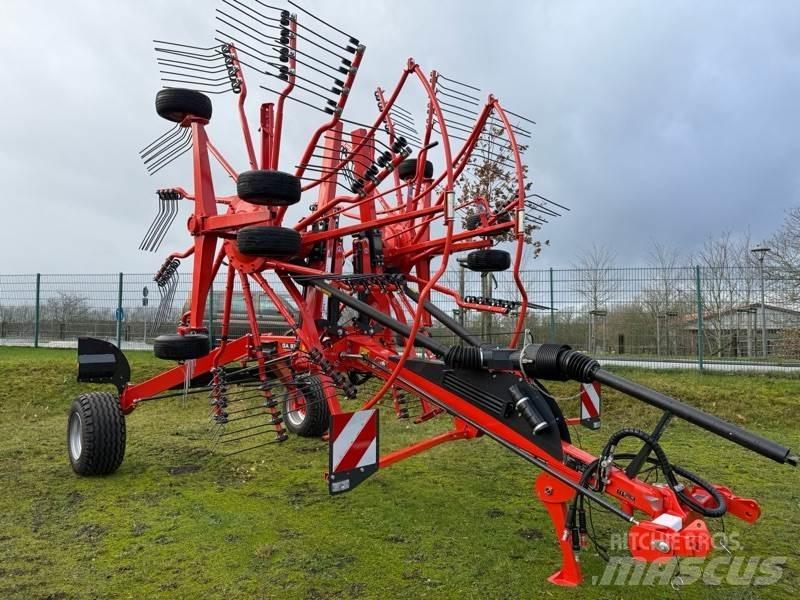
<box><xmin>1</xmin><ymin>0</ymin><xmax>798</xmax><ymax>273</ymax></box>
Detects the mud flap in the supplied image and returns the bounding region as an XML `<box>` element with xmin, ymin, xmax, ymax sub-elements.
<box><xmin>328</xmin><ymin>409</ymin><xmax>379</xmax><ymax>494</ymax></box>
<box><xmin>77</xmin><ymin>336</ymin><xmax>130</xmax><ymax>393</ymax></box>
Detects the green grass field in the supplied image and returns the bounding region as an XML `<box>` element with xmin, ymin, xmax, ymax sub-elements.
<box><xmin>0</xmin><ymin>347</ymin><xmax>798</xmax><ymax>599</ymax></box>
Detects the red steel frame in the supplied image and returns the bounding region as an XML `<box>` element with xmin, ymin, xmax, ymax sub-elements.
<box><xmin>118</xmin><ymin>11</ymin><xmax>780</xmax><ymax>587</ymax></box>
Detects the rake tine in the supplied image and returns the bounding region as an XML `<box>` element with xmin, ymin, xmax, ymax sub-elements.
<box><xmin>160</xmin><ymin>70</ymin><xmax>230</xmax><ymax>83</ymax></box>
<box><xmin>142</xmin><ymin>127</ymin><xmax>191</xmax><ymax>164</ymax></box>
<box><xmin>391</xmin><ymin>120</ymin><xmax>419</xmax><ymax>137</ymax></box>
<box><xmin>287</xmin><ymin>0</ymin><xmax>358</xmax><ymax>41</ymax></box>
<box><xmin>388</xmin><ymin>110</ymin><xmax>415</xmax><ymax>126</ymax></box>
<box><xmin>219</xmin><ymin>421</ymin><xmax>279</xmax><ymax>439</ymax></box>
<box><xmin>488</xmin><ymin>116</ymin><xmax>533</xmax><ymax>137</ymax></box>
<box><xmin>153</xmin><ymin>40</ymin><xmax>223</xmax><ymax>52</ymax></box>
<box><xmin>528</xmin><ymin>192</ymin><xmax>570</xmax><ymax>212</ymax></box>
<box><xmin>157</xmin><ymin>61</ymin><xmax>228</xmax><ymax>76</ymax></box>
<box><xmin>503</xmin><ymin>108</ymin><xmax>537</xmax><ymax>126</ymax></box>
<box><xmin>233</xmin><ymin>0</ymin><xmax>351</xmax><ymax>64</ymax></box>
<box><xmin>436</xmin><ymin>82</ymin><xmax>481</xmax><ymax>103</ymax></box>
<box><xmin>142</xmin><ymin>198</ymin><xmax>168</xmax><ymax>252</ymax></box>
<box><xmin>436</xmin><ymin>87</ymin><xmax>480</xmax><ymax>107</ymax></box>
<box><xmin>152</xmin><ymin>199</ymin><xmax>179</xmax><ymax>251</ymax></box>
<box><xmin>154</xmin><ymin>41</ymin><xmax>222</xmax><ymax>60</ymax></box>
<box><xmin>223</xmin><ymin>411</ymin><xmax>276</xmax><ymax>424</ymax></box>
<box><xmin>222</xmin><ymin>0</ymin><xmax>283</xmax><ymax>33</ymax></box>
<box><xmin>147</xmin><ymin>143</ymin><xmax>193</xmax><ymax>175</ymax></box>
<box><xmin>154</xmin><ymin>269</ymin><xmax>179</xmax><ymax>330</ymax></box>
<box><xmin>151</xmin><ymin>198</ymin><xmax>179</xmax><ymax>252</ymax></box>
<box><xmin>439</xmin><ymin>99</ymin><xmax>479</xmax><ymax>120</ymax></box>
<box><xmin>437</xmin><ymin>73</ymin><xmax>481</xmax><ymax>92</ymax></box>
<box><xmin>146</xmin><ymin>135</ymin><xmax>193</xmax><ymax>175</ymax></box>
<box><xmin>139</xmin><ymin>196</ymin><xmax>166</xmax><ymax>250</ymax></box>
<box><xmin>524</xmin><ymin>201</ymin><xmax>560</xmax><ymax>217</ymax></box>
<box><xmin>155</xmin><ymin>47</ymin><xmax>224</xmax><ymax>61</ymax></box>
<box><xmin>140</xmin><ymin>128</ymin><xmax>184</xmax><ymax>162</ymax></box>
<box><xmin>139</xmin><ymin>124</ymin><xmax>180</xmax><ymax>156</ymax></box>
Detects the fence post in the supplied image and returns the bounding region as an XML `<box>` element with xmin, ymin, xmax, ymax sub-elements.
<box><xmin>116</xmin><ymin>272</ymin><xmax>124</xmax><ymax>349</ymax></box>
<box><xmin>695</xmin><ymin>265</ymin><xmax>704</xmax><ymax>372</ymax></box>
<box><xmin>548</xmin><ymin>267</ymin><xmax>555</xmax><ymax>342</ymax></box>
<box><xmin>481</xmin><ymin>273</ymin><xmax>490</xmax><ymax>340</ymax></box>
<box><xmin>458</xmin><ymin>263</ymin><xmax>465</xmax><ymax>329</ymax></box>
<box><xmin>208</xmin><ymin>280</ymin><xmax>215</xmax><ymax>347</ymax></box>
<box><xmin>34</xmin><ymin>273</ymin><xmax>41</xmax><ymax>348</ymax></box>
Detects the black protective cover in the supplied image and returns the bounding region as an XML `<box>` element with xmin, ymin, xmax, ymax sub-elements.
<box><xmin>77</xmin><ymin>336</ymin><xmax>130</xmax><ymax>393</ymax></box>
<box><xmin>404</xmin><ymin>359</ymin><xmax>569</xmax><ymax>461</ymax></box>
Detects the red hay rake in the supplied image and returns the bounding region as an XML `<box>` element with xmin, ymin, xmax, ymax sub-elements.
<box><xmin>67</xmin><ymin>1</ymin><xmax>796</xmax><ymax>587</ymax></box>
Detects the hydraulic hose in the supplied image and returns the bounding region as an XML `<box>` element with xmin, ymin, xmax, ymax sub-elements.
<box><xmin>600</xmin><ymin>428</ymin><xmax>727</xmax><ymax>518</ymax></box>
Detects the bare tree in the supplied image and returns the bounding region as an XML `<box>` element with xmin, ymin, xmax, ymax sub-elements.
<box><xmin>573</xmin><ymin>243</ymin><xmax>618</xmax><ymax>310</ymax></box>
<box><xmin>769</xmin><ymin>207</ymin><xmax>800</xmax><ymax>303</ymax></box>
<box><xmin>644</xmin><ymin>243</ymin><xmax>684</xmax><ymax>311</ymax></box>
<box><xmin>692</xmin><ymin>231</ymin><xmax>755</xmax><ymax>357</ymax></box>
<box><xmin>572</xmin><ymin>243</ymin><xmax>618</xmax><ymax>353</ymax></box>
<box><xmin>44</xmin><ymin>293</ymin><xmax>91</xmax><ymax>324</ymax></box>
<box><xmin>643</xmin><ymin>242</ymin><xmax>686</xmax><ymax>355</ymax></box>
<box><xmin>457</xmin><ymin>124</ymin><xmax>544</xmax><ymax>253</ymax></box>
<box><xmin>457</xmin><ymin>124</ymin><xmax>548</xmax><ymax>342</ymax></box>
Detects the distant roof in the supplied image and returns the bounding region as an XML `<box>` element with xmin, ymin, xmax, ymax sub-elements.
<box><xmin>683</xmin><ymin>302</ymin><xmax>800</xmax><ymax>329</ymax></box>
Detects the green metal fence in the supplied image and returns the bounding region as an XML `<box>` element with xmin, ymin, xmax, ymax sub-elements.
<box><xmin>1</xmin><ymin>267</ymin><xmax>798</xmax><ymax>372</ymax></box>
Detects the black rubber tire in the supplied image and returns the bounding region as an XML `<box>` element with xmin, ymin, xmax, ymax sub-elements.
<box><xmin>153</xmin><ymin>333</ymin><xmax>210</xmax><ymax>360</ymax></box>
<box><xmin>155</xmin><ymin>88</ymin><xmax>212</xmax><ymax>123</ymax></box>
<box><xmin>237</xmin><ymin>170</ymin><xmax>302</xmax><ymax>206</ymax></box>
<box><xmin>465</xmin><ymin>249</ymin><xmax>511</xmax><ymax>272</ymax></box>
<box><xmin>67</xmin><ymin>392</ymin><xmax>126</xmax><ymax>476</ymax></box>
<box><xmin>284</xmin><ymin>375</ymin><xmax>330</xmax><ymax>437</ymax></box>
<box><xmin>398</xmin><ymin>159</ymin><xmax>434</xmax><ymax>181</ymax></box>
<box><xmin>465</xmin><ymin>213</ymin><xmax>481</xmax><ymax>230</ymax></box>
<box><xmin>237</xmin><ymin>226</ymin><xmax>301</xmax><ymax>258</ymax></box>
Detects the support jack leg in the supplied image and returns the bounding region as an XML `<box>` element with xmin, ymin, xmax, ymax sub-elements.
<box><xmin>535</xmin><ymin>473</ymin><xmax>583</xmax><ymax>587</ymax></box>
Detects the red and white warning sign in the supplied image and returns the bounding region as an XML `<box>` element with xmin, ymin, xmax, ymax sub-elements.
<box><xmin>580</xmin><ymin>382</ymin><xmax>602</xmax><ymax>430</ymax></box>
<box><xmin>328</xmin><ymin>409</ymin><xmax>379</xmax><ymax>494</ymax></box>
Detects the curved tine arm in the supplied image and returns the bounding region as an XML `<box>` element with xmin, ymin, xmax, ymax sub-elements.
<box><xmin>168</xmin><ymin>245</ymin><xmax>196</xmax><ymax>260</ymax></box>
<box><xmin>299</xmin><ymin>93</ymin><xmax>493</xmax><ymax>236</ymax></box>
<box><xmin>270</xmin><ymin>16</ymin><xmax>298</xmax><ymax>170</ymax></box>
<box><xmin>296</xmin><ymin>62</ymin><xmax>411</xmax><ymax>192</ymax></box>
<box><xmin>410</xmin><ymin>70</ymin><xmax>439</xmax><ymax>204</ymax></box>
<box><xmin>491</xmin><ymin>100</ymin><xmax>529</xmax><ymax>347</ymax></box>
<box><xmin>361</xmin><ymin>63</ymin><xmax>456</xmax><ymax>409</ymax></box>
<box><xmin>375</xmin><ymin>87</ymin><xmax>405</xmax><ymax>207</ymax></box>
<box><xmin>229</xmin><ymin>45</ymin><xmax>258</xmax><ymax>170</ymax></box>
<box><xmin>290</xmin><ymin>45</ymin><xmax>366</xmax><ymax>181</ymax></box>
<box><xmin>409</xmin><ymin>99</ymin><xmax>495</xmax><ymax>244</ymax></box>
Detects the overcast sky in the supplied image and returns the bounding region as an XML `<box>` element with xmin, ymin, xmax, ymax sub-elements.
<box><xmin>1</xmin><ymin>0</ymin><xmax>798</xmax><ymax>274</ymax></box>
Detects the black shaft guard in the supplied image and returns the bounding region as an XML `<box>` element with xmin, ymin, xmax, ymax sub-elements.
<box><xmin>404</xmin><ymin>359</ymin><xmax>569</xmax><ymax>461</ymax></box>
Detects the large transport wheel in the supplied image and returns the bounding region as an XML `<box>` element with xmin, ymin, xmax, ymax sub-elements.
<box><xmin>155</xmin><ymin>88</ymin><xmax>212</xmax><ymax>123</ymax></box>
<box><xmin>398</xmin><ymin>159</ymin><xmax>434</xmax><ymax>181</ymax></box>
<box><xmin>67</xmin><ymin>392</ymin><xmax>126</xmax><ymax>476</ymax></box>
<box><xmin>153</xmin><ymin>333</ymin><xmax>211</xmax><ymax>360</ymax></box>
<box><xmin>465</xmin><ymin>249</ymin><xmax>511</xmax><ymax>272</ymax></box>
<box><xmin>284</xmin><ymin>375</ymin><xmax>330</xmax><ymax>437</ymax></box>
<box><xmin>236</xmin><ymin>226</ymin><xmax>301</xmax><ymax>258</ymax></box>
<box><xmin>237</xmin><ymin>170</ymin><xmax>302</xmax><ymax>206</ymax></box>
